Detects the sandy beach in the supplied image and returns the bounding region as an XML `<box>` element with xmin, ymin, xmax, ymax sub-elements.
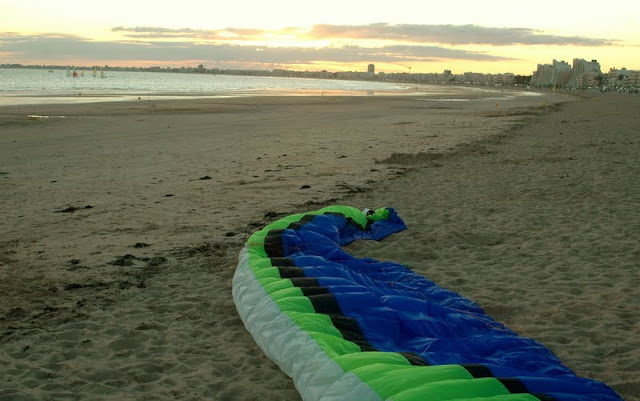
<box><xmin>1</xmin><ymin>90</ymin><xmax>637</xmax><ymax>400</ymax></box>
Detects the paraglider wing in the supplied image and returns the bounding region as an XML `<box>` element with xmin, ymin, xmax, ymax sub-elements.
<box><xmin>233</xmin><ymin>205</ymin><xmax>622</xmax><ymax>401</ymax></box>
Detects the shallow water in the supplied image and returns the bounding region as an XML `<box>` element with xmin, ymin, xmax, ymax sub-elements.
<box><xmin>0</xmin><ymin>67</ymin><xmax>539</xmax><ymax>105</ymax></box>
<box><xmin>0</xmin><ymin>67</ymin><xmax>407</xmax><ymax>105</ymax></box>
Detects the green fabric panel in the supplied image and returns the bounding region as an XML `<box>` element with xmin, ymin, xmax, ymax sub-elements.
<box><xmin>305</xmin><ymin>330</ymin><xmax>349</xmax><ymax>346</ymax></box>
<box><xmin>334</xmin><ymin>352</ymin><xmax>410</xmax><ymax>372</ymax></box>
<box><xmin>389</xmin><ymin>378</ymin><xmax>509</xmax><ymax>401</ymax></box>
<box><xmin>350</xmin><ymin>363</ymin><xmax>414</xmax><ymax>382</ymax></box>
<box><xmin>249</xmin><ymin>257</ymin><xmax>272</xmax><ymax>267</ymax></box>
<box><xmin>263</xmin><ymin>279</ymin><xmax>293</xmax><ymax>294</ymax></box>
<box><xmin>254</xmin><ymin>267</ymin><xmax>281</xmax><ymax>280</ymax></box>
<box><xmin>247</xmin><ymin>230</ymin><xmax>267</xmax><ymax>244</ymax></box>
<box><xmin>249</xmin><ymin>228</ymin><xmax>269</xmax><ymax>239</ymax></box>
<box><xmin>273</xmin><ymin>296</ymin><xmax>315</xmax><ymax>314</ymax></box>
<box><xmin>288</xmin><ymin>312</ymin><xmax>344</xmax><ymax>338</ymax></box>
<box><xmin>248</xmin><ymin>228</ymin><xmax>268</xmax><ymax>238</ymax></box>
<box><xmin>311</xmin><ymin>333</ymin><xmax>362</xmax><ymax>358</ymax></box>
<box><xmin>256</xmin><ymin>277</ymin><xmax>282</xmax><ymax>291</ymax></box>
<box><xmin>368</xmin><ymin>207</ymin><xmax>390</xmax><ymax>222</ymax></box>
<box><xmin>247</xmin><ymin>257</ymin><xmax>273</xmax><ymax>272</ymax></box>
<box><xmin>247</xmin><ymin>246</ymin><xmax>267</xmax><ymax>259</ymax></box>
<box><xmin>367</xmin><ymin>365</ymin><xmax>473</xmax><ymax>400</ymax></box>
<box><xmin>270</xmin><ymin>286</ymin><xmax>304</xmax><ymax>301</ymax></box>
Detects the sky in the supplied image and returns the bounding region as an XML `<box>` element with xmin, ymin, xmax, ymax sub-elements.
<box><xmin>1</xmin><ymin>0</ymin><xmax>638</xmax><ymax>75</ymax></box>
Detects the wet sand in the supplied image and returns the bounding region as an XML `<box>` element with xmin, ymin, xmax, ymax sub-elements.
<box><xmin>0</xmin><ymin>90</ymin><xmax>637</xmax><ymax>400</ymax></box>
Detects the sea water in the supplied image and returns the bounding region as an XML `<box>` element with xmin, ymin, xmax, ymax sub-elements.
<box><xmin>0</xmin><ymin>67</ymin><xmax>539</xmax><ymax>105</ymax></box>
<box><xmin>0</xmin><ymin>67</ymin><xmax>414</xmax><ymax>105</ymax></box>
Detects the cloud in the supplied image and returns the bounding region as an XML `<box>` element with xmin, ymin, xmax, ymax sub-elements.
<box><xmin>109</xmin><ymin>24</ymin><xmax>616</xmax><ymax>47</ymax></box>
<box><xmin>381</xmin><ymin>45</ymin><xmax>510</xmax><ymax>61</ymax></box>
<box><xmin>111</xmin><ymin>26</ymin><xmax>264</xmax><ymax>41</ymax></box>
<box><xmin>306</xmin><ymin>23</ymin><xmax>616</xmax><ymax>46</ymax></box>
<box><xmin>108</xmin><ymin>24</ymin><xmax>617</xmax><ymax>47</ymax></box>
<box><xmin>0</xmin><ymin>32</ymin><xmax>509</xmax><ymax>66</ymax></box>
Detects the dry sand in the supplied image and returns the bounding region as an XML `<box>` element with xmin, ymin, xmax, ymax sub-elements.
<box><xmin>0</xmin><ymin>90</ymin><xmax>637</xmax><ymax>400</ymax></box>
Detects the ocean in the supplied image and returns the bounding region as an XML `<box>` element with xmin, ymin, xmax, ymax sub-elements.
<box><xmin>0</xmin><ymin>67</ymin><xmax>409</xmax><ymax>105</ymax></box>
<box><xmin>0</xmin><ymin>67</ymin><xmax>539</xmax><ymax>105</ymax></box>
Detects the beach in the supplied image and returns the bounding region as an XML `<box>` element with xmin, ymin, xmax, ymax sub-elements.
<box><xmin>0</xmin><ymin>90</ymin><xmax>637</xmax><ymax>400</ymax></box>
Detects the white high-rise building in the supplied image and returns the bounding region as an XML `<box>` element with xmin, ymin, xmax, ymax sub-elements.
<box><xmin>567</xmin><ymin>59</ymin><xmax>602</xmax><ymax>88</ymax></box>
<box><xmin>530</xmin><ymin>60</ymin><xmax>570</xmax><ymax>87</ymax></box>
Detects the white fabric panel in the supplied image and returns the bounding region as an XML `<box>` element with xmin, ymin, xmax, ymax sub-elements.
<box><xmin>232</xmin><ymin>247</ymin><xmax>381</xmax><ymax>401</ymax></box>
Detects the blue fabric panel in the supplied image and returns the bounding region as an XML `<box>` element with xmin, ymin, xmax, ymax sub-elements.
<box><xmin>278</xmin><ymin>209</ymin><xmax>621</xmax><ymax>401</ymax></box>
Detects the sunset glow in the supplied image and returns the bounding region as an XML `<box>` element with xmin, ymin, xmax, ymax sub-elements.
<box><xmin>1</xmin><ymin>0</ymin><xmax>638</xmax><ymax>74</ymax></box>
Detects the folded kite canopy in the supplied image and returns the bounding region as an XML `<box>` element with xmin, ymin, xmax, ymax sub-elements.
<box><xmin>233</xmin><ymin>205</ymin><xmax>622</xmax><ymax>401</ymax></box>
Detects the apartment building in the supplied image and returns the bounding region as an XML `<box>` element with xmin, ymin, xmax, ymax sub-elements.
<box><xmin>567</xmin><ymin>58</ymin><xmax>602</xmax><ymax>88</ymax></box>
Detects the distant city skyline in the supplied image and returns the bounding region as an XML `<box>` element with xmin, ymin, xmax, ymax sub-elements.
<box><xmin>1</xmin><ymin>0</ymin><xmax>639</xmax><ymax>75</ymax></box>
